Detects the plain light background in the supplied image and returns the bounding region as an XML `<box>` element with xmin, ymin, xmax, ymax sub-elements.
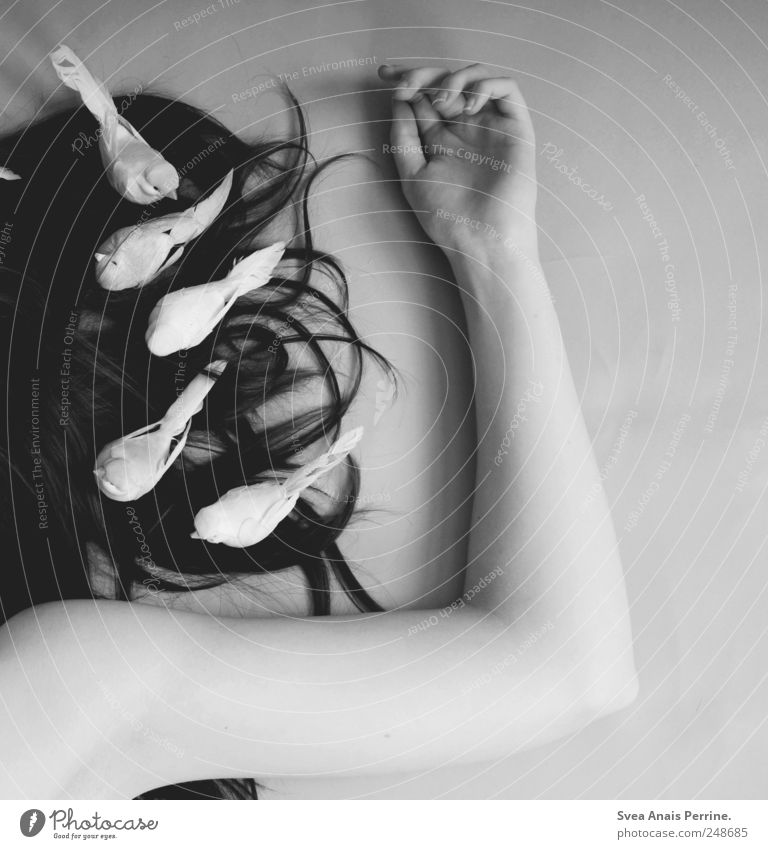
<box><xmin>1</xmin><ymin>0</ymin><xmax>766</xmax><ymax>799</ymax></box>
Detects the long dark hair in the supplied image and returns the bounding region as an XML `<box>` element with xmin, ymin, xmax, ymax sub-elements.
<box><xmin>0</xmin><ymin>84</ymin><xmax>395</xmax><ymax>798</ymax></box>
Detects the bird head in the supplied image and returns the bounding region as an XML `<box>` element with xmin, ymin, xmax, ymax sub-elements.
<box><xmin>146</xmin><ymin>160</ymin><xmax>179</xmax><ymax>200</ymax></box>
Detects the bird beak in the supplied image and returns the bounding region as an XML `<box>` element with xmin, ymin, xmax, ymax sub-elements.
<box><xmin>167</xmin><ymin>189</ymin><xmax>178</xmax><ymax>201</ymax></box>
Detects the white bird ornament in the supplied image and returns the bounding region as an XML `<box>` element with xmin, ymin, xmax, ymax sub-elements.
<box><xmin>50</xmin><ymin>44</ymin><xmax>179</xmax><ymax>204</ymax></box>
<box><xmin>191</xmin><ymin>427</ymin><xmax>365</xmax><ymax>547</ymax></box>
<box><xmin>145</xmin><ymin>241</ymin><xmax>285</xmax><ymax>356</ymax></box>
<box><xmin>94</xmin><ymin>361</ymin><xmax>226</xmax><ymax>502</ymax></box>
<box><xmin>94</xmin><ymin>169</ymin><xmax>233</xmax><ymax>291</ymax></box>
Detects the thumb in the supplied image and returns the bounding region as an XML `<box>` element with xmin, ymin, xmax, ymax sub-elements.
<box><xmin>390</xmin><ymin>99</ymin><xmax>426</xmax><ymax>181</ymax></box>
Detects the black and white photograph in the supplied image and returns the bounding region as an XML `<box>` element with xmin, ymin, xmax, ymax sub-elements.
<box><xmin>0</xmin><ymin>0</ymin><xmax>765</xmax><ymax>844</ymax></box>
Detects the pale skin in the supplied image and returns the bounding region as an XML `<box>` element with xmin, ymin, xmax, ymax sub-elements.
<box><xmin>0</xmin><ymin>64</ymin><xmax>637</xmax><ymax>798</ymax></box>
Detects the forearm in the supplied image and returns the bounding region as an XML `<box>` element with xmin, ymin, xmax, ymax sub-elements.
<box><xmin>448</xmin><ymin>245</ymin><xmax>637</xmax><ymax>701</ymax></box>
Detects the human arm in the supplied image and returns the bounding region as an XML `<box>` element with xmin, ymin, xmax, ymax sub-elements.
<box><xmin>0</xmin><ymin>581</ymin><xmax>632</xmax><ymax>799</ymax></box>
<box><xmin>0</xmin><ymin>66</ymin><xmax>636</xmax><ymax>799</ymax></box>
<box><xmin>379</xmin><ymin>62</ymin><xmax>637</xmax><ymax>704</ymax></box>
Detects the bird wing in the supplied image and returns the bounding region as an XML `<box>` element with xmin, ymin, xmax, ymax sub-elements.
<box><xmin>159</xmin><ymin>362</ymin><xmax>226</xmax><ymax>435</ymax></box>
<box><xmin>227</xmin><ymin>242</ymin><xmax>286</xmax><ymax>297</ymax></box>
<box><xmin>185</xmin><ymin>169</ymin><xmax>234</xmax><ymax>237</ymax></box>
<box><xmin>284</xmin><ymin>427</ymin><xmax>365</xmax><ymax>496</ymax></box>
<box><xmin>154</xmin><ymin>244</ymin><xmax>185</xmax><ymax>277</ymax></box>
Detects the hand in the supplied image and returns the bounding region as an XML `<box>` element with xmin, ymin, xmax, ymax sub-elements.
<box><xmin>379</xmin><ymin>63</ymin><xmax>538</xmax><ymax>265</ymax></box>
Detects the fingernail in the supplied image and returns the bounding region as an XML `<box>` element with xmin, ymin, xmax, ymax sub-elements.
<box><xmin>463</xmin><ymin>96</ymin><xmax>478</xmax><ymax>113</ymax></box>
<box><xmin>431</xmin><ymin>92</ymin><xmax>447</xmax><ymax>105</ymax></box>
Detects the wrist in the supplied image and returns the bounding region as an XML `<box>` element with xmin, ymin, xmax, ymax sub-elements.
<box><xmin>429</xmin><ymin>207</ymin><xmax>539</xmax><ymax>268</ymax></box>
<box><xmin>446</xmin><ymin>227</ymin><xmax>539</xmax><ymax>269</ymax></box>
<box><xmin>447</xmin><ymin>239</ymin><xmax>544</xmax><ymax>292</ymax></box>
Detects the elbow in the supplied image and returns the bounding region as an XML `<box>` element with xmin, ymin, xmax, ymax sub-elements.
<box><xmin>580</xmin><ymin>671</ymin><xmax>640</xmax><ymax>723</ymax></box>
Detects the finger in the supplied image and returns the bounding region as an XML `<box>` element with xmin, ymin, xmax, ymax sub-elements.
<box><xmin>390</xmin><ymin>99</ymin><xmax>427</xmax><ymax>179</ymax></box>
<box><xmin>378</xmin><ymin>64</ymin><xmax>470</xmax><ymax>120</ymax></box>
<box><xmin>378</xmin><ymin>64</ymin><xmax>470</xmax><ymax>116</ymax></box>
<box><xmin>430</xmin><ymin>63</ymin><xmax>494</xmax><ymax>109</ymax></box>
<box><xmin>463</xmin><ymin>78</ymin><xmax>534</xmax><ymax>135</ymax></box>
<box><xmin>387</xmin><ymin>66</ymin><xmax>450</xmax><ymax>101</ymax></box>
<box><xmin>430</xmin><ymin>91</ymin><xmax>468</xmax><ymax>120</ymax></box>
<box><xmin>378</xmin><ymin>63</ymin><xmax>408</xmax><ymax>79</ymax></box>
<box><xmin>408</xmin><ymin>91</ymin><xmax>443</xmax><ymax>139</ymax></box>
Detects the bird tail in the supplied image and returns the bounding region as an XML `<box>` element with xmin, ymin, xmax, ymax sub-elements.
<box><xmin>0</xmin><ymin>166</ymin><xmax>21</xmax><ymax>180</ymax></box>
<box><xmin>159</xmin><ymin>360</ymin><xmax>227</xmax><ymax>435</ymax></box>
<box><xmin>284</xmin><ymin>427</ymin><xmax>365</xmax><ymax>496</ymax></box>
<box><xmin>228</xmin><ymin>241</ymin><xmax>286</xmax><ymax>296</ymax></box>
<box><xmin>50</xmin><ymin>45</ymin><xmax>116</xmax><ymax>127</ymax></box>
<box><xmin>187</xmin><ymin>169</ymin><xmax>235</xmax><ymax>235</ymax></box>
